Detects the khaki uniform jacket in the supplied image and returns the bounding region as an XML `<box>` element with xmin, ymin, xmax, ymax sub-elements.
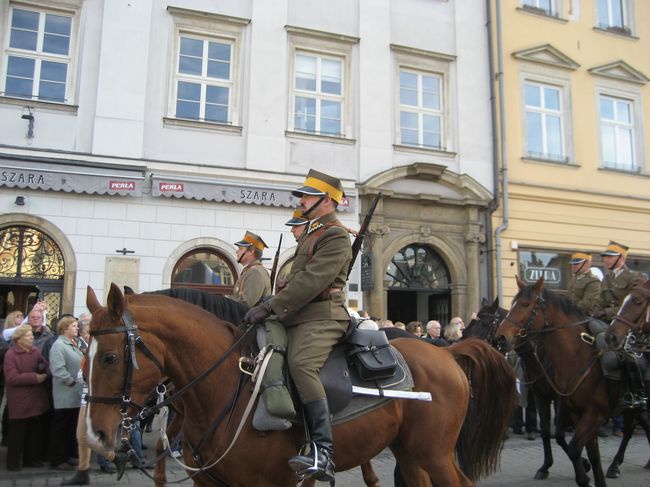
<box><xmin>566</xmin><ymin>271</ymin><xmax>601</xmax><ymax>315</ymax></box>
<box><xmin>230</xmin><ymin>260</ymin><xmax>271</xmax><ymax>307</ymax></box>
<box><xmin>270</xmin><ymin>211</ymin><xmax>352</xmax><ymax>326</ymax></box>
<box><xmin>598</xmin><ymin>265</ymin><xmax>647</xmax><ymax>320</ymax></box>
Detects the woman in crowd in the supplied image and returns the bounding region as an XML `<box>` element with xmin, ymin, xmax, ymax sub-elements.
<box><xmin>1</xmin><ymin>310</ymin><xmax>24</xmax><ymax>446</ymax></box>
<box><xmin>3</xmin><ymin>325</ymin><xmax>50</xmax><ymax>471</ymax></box>
<box><xmin>49</xmin><ymin>316</ymin><xmax>84</xmax><ymax>470</ymax></box>
<box><xmin>443</xmin><ymin>317</ymin><xmax>464</xmax><ymax>343</ymax></box>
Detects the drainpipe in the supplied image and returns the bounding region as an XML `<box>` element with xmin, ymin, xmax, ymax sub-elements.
<box><xmin>492</xmin><ymin>0</ymin><xmax>509</xmax><ymax>306</ymax></box>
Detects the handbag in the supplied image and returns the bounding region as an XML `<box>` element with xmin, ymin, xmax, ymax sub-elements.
<box><xmin>346</xmin><ymin>328</ymin><xmax>397</xmax><ymax>381</ymax></box>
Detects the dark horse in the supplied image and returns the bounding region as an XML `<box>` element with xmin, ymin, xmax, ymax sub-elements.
<box><xmin>465</xmin><ymin>298</ymin><xmax>587</xmax><ymax>481</ymax></box>
<box><xmin>86</xmin><ymin>284</ymin><xmax>516</xmax><ymax>486</ymax></box>
<box><xmin>495</xmin><ymin>276</ymin><xmax>645</xmax><ymax>487</ymax></box>
<box><xmin>603</xmin><ymin>279</ymin><xmax>650</xmax><ymax>477</ymax></box>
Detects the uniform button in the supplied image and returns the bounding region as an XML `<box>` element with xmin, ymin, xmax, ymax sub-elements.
<box><xmin>283</xmin><ymin>309</ymin><xmax>288</xmax><ymax>313</ymax></box>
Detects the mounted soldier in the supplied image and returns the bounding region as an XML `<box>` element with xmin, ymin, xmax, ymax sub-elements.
<box><xmin>228</xmin><ymin>231</ymin><xmax>272</xmax><ymax>307</ymax></box>
<box><xmin>244</xmin><ymin>169</ymin><xmax>351</xmax><ymax>483</ymax></box>
<box><xmin>595</xmin><ymin>241</ymin><xmax>648</xmax><ymax>411</ymax></box>
<box><xmin>565</xmin><ymin>252</ymin><xmax>600</xmax><ymax>316</ymax></box>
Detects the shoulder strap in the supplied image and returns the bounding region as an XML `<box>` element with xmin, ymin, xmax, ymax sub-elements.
<box><xmin>306</xmin><ymin>221</ymin><xmax>348</xmax><ymax>259</ymax></box>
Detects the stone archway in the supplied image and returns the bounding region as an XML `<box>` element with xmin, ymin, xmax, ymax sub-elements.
<box><xmin>357</xmin><ymin>163</ymin><xmax>490</xmax><ymax>321</ymax></box>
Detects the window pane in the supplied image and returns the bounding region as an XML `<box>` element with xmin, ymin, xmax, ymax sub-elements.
<box><xmin>422</xmin><ymin>92</ymin><xmax>440</xmax><ymax>110</ymax></box>
<box><xmin>206</xmin><ymin>85</ymin><xmax>228</xmax><ymax>105</ymax></box>
<box><xmin>177</xmin><ymin>81</ymin><xmax>200</xmax><ymax>101</ymax></box>
<box><xmin>400</xmin><ymin>71</ymin><xmax>417</xmax><ymax>89</ymax></box>
<box><xmin>321</xmin><ymin>59</ymin><xmax>342</xmax><ymax>95</ymax></box>
<box><xmin>43</xmin><ymin>14</ymin><xmax>71</xmax><ymax>55</ymax></box>
<box><xmin>41</xmin><ymin>61</ymin><xmax>67</xmax><ymax>82</ymax></box>
<box><xmin>43</xmin><ymin>33</ymin><xmax>70</xmax><ymax>55</ymax></box>
<box><xmin>295</xmin><ymin>54</ymin><xmax>316</xmax><ymax>91</ymax></box>
<box><xmin>610</xmin><ymin>0</ymin><xmax>624</xmax><ymax>27</ymax></box>
<box><xmin>546</xmin><ymin>115</ymin><xmax>563</xmax><ymax>159</ymax></box>
<box><xmin>320</xmin><ymin>100</ymin><xmax>341</xmax><ymax>134</ymax></box>
<box><xmin>179</xmin><ymin>38</ymin><xmax>203</xmax><ymax>75</ymax></box>
<box><xmin>207</xmin><ymin>42</ymin><xmax>230</xmax><ymax>80</ymax></box>
<box><xmin>540</xmin><ymin>0</ymin><xmax>552</xmax><ymax>13</ymax></box>
<box><xmin>176</xmin><ymin>100</ymin><xmax>200</xmax><ymax>119</ymax></box>
<box><xmin>321</xmin><ymin>118</ymin><xmax>340</xmax><ymax>135</ymax></box>
<box><xmin>422</xmin><ymin>131</ymin><xmax>441</xmax><ymax>148</ymax></box>
<box><xmin>422</xmin><ymin>76</ymin><xmax>440</xmax><ymax>110</ymax></box>
<box><xmin>597</xmin><ymin>0</ymin><xmax>609</xmax><ymax>25</ymax></box>
<box><xmin>6</xmin><ymin>56</ymin><xmax>35</xmax><ymax>97</ymax></box>
<box><xmin>423</xmin><ymin>115</ymin><xmax>441</xmax><ymax>148</ymax></box>
<box><xmin>401</xmin><ymin>128</ymin><xmax>418</xmax><ymax>146</ymax></box>
<box><xmin>601</xmin><ymin>125</ymin><xmax>616</xmax><ymax>163</ymax></box>
<box><xmin>45</xmin><ymin>14</ymin><xmax>71</xmax><ymax>36</ymax></box>
<box><xmin>615</xmin><ymin>100</ymin><xmax>630</xmax><ymax>123</ymax></box>
<box><xmin>208</xmin><ymin>42</ymin><xmax>231</xmax><ymax>62</ymax></box>
<box><xmin>205</xmin><ymin>104</ymin><xmax>228</xmax><ymax>123</ymax></box>
<box><xmin>7</xmin><ymin>56</ymin><xmax>35</xmax><ymax>78</ymax></box>
<box><xmin>400</xmin><ymin>87</ymin><xmax>418</xmax><ymax>107</ymax></box>
<box><xmin>617</xmin><ymin>128</ymin><xmax>633</xmax><ymax>166</ymax></box>
<box><xmin>5</xmin><ymin>77</ymin><xmax>34</xmax><ymax>98</ymax></box>
<box><xmin>400</xmin><ymin>111</ymin><xmax>418</xmax><ymax>130</ymax></box>
<box><xmin>544</xmin><ymin>87</ymin><xmax>560</xmax><ymax>110</ymax></box>
<box><xmin>38</xmin><ymin>80</ymin><xmax>65</xmax><ymax>102</ymax></box>
<box><xmin>294</xmin><ymin>96</ymin><xmax>316</xmax><ymax>131</ymax></box>
<box><xmin>524</xmin><ymin>83</ymin><xmax>541</xmax><ymax>107</ymax></box>
<box><xmin>207</xmin><ymin>60</ymin><xmax>230</xmax><ymax>79</ymax></box>
<box><xmin>600</xmin><ymin>97</ymin><xmax>614</xmax><ymax>120</ymax></box>
<box><xmin>526</xmin><ymin>112</ymin><xmax>542</xmax><ymax>155</ymax></box>
<box><xmin>10</xmin><ymin>9</ymin><xmax>39</xmax><ymax>51</ymax></box>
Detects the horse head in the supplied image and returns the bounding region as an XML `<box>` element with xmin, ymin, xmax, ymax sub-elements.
<box><xmin>495</xmin><ymin>276</ymin><xmax>546</xmax><ymax>352</ymax></box>
<box><xmin>85</xmin><ymin>283</ymin><xmax>165</xmax><ymax>451</ymax></box>
<box><xmin>463</xmin><ymin>297</ymin><xmax>506</xmax><ymax>345</ymax></box>
<box><xmin>605</xmin><ymin>278</ymin><xmax>650</xmax><ymax>350</ymax></box>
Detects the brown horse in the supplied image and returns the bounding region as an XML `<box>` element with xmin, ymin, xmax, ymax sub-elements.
<box><xmin>86</xmin><ymin>283</ymin><xmax>515</xmax><ymax>486</ymax></box>
<box><xmin>495</xmin><ymin>276</ymin><xmax>616</xmax><ymax>487</ymax></box>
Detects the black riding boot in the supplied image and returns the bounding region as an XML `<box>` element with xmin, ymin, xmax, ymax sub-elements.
<box><xmin>619</xmin><ymin>358</ymin><xmax>648</xmax><ymax>411</ymax></box>
<box><xmin>60</xmin><ymin>469</ymin><xmax>90</xmax><ymax>485</ymax></box>
<box><xmin>288</xmin><ymin>398</ymin><xmax>335</xmax><ymax>482</ymax></box>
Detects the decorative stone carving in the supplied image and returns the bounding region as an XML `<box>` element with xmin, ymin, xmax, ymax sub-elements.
<box><xmin>420</xmin><ymin>226</ymin><xmax>432</xmax><ymax>237</ymax></box>
<box><xmin>368</xmin><ymin>223</ymin><xmax>390</xmax><ymax>237</ymax></box>
<box><xmin>465</xmin><ymin>231</ymin><xmax>486</xmax><ymax>244</ymax></box>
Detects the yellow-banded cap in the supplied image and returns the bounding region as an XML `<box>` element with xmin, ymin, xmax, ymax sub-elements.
<box><xmin>234</xmin><ymin>231</ymin><xmax>268</xmax><ymax>251</ymax></box>
<box><xmin>569</xmin><ymin>252</ymin><xmax>591</xmax><ymax>265</ymax></box>
<box><xmin>601</xmin><ymin>241</ymin><xmax>629</xmax><ymax>257</ymax></box>
<box><xmin>285</xmin><ymin>209</ymin><xmax>308</xmax><ymax>226</ymax></box>
<box><xmin>291</xmin><ymin>169</ymin><xmax>345</xmax><ymax>204</ymax></box>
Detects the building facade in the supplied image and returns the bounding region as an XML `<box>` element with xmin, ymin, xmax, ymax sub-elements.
<box><xmin>491</xmin><ymin>0</ymin><xmax>650</xmax><ymax>305</ymax></box>
<box><xmin>0</xmin><ymin>0</ymin><xmax>494</xmax><ymax>324</ymax></box>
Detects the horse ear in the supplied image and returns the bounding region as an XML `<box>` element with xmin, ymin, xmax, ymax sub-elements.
<box><xmin>124</xmin><ymin>285</ymin><xmax>136</xmax><ymax>296</ymax></box>
<box><xmin>515</xmin><ymin>274</ymin><xmax>526</xmax><ymax>290</ymax></box>
<box><xmin>481</xmin><ymin>297</ymin><xmax>488</xmax><ymax>308</ymax></box>
<box><xmin>493</xmin><ymin>296</ymin><xmax>499</xmax><ymax>308</ymax></box>
<box><xmin>107</xmin><ymin>283</ymin><xmax>126</xmax><ymax>319</ymax></box>
<box><xmin>87</xmin><ymin>286</ymin><xmax>102</xmax><ymax>313</ymax></box>
<box><xmin>532</xmin><ymin>276</ymin><xmax>545</xmax><ymax>293</ymax></box>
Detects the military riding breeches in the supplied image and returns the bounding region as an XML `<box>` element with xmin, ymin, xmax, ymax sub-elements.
<box><xmin>286</xmin><ymin>319</ymin><xmax>348</xmax><ymax>403</ymax></box>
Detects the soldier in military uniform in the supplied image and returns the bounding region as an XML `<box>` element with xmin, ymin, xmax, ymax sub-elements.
<box><xmin>228</xmin><ymin>231</ymin><xmax>272</xmax><ymax>307</ymax></box>
<box><xmin>566</xmin><ymin>252</ymin><xmax>600</xmax><ymax>316</ymax></box>
<box><xmin>285</xmin><ymin>208</ymin><xmax>309</xmax><ymax>242</ymax></box>
<box><xmin>595</xmin><ymin>241</ymin><xmax>648</xmax><ymax>411</ymax></box>
<box><xmin>244</xmin><ymin>169</ymin><xmax>351</xmax><ymax>482</ymax></box>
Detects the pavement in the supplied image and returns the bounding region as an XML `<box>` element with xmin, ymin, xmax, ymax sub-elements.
<box><xmin>1</xmin><ymin>423</ymin><xmax>648</xmax><ymax>486</ymax></box>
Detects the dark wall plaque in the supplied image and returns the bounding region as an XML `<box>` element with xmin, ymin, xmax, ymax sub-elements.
<box><xmin>360</xmin><ymin>253</ymin><xmax>373</xmax><ymax>291</ymax></box>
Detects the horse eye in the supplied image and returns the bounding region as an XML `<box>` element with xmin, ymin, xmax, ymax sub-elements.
<box><xmin>101</xmin><ymin>353</ymin><xmax>119</xmax><ymax>365</ymax></box>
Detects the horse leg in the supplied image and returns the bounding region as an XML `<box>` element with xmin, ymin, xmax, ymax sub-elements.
<box><xmin>606</xmin><ymin>412</ymin><xmax>635</xmax><ymax>478</ymax></box>
<box><xmin>565</xmin><ymin>426</ymin><xmax>594</xmax><ymax>487</ymax></box>
<box><xmin>634</xmin><ymin>411</ymin><xmax>650</xmax><ymax>470</ymax></box>
<box><xmin>360</xmin><ymin>460</ymin><xmax>380</xmax><ymax>487</ymax></box>
<box><xmin>534</xmin><ymin>394</ymin><xmax>553</xmax><ymax>480</ymax></box>
<box><xmin>555</xmin><ymin>402</ymin><xmax>590</xmax><ymax>474</ymax></box>
<box><xmin>154</xmin><ymin>436</ymin><xmax>168</xmax><ymax>487</ymax></box>
<box><xmin>390</xmin><ymin>443</ymin><xmax>432</xmax><ymax>487</ymax></box>
<box><xmin>584</xmin><ymin>436</ymin><xmax>606</xmax><ymax>487</ymax></box>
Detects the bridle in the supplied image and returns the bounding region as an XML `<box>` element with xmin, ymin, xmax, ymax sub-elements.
<box><xmin>608</xmin><ymin>290</ymin><xmax>650</xmax><ymax>353</ymax></box>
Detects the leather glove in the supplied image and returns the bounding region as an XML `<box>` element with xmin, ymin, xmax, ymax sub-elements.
<box><xmin>244</xmin><ymin>301</ymin><xmax>273</xmax><ymax>325</ymax></box>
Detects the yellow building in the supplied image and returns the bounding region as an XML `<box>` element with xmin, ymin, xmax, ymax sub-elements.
<box><xmin>490</xmin><ymin>0</ymin><xmax>650</xmax><ymax>305</ymax></box>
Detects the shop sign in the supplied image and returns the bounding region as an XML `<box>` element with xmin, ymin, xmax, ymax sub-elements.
<box><xmin>524</xmin><ymin>266</ymin><xmax>561</xmax><ymax>284</ymax></box>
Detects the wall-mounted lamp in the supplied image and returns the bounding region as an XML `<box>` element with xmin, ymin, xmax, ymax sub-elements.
<box><xmin>15</xmin><ymin>196</ymin><xmax>25</xmax><ymax>206</ymax></box>
<box><xmin>21</xmin><ymin>106</ymin><xmax>34</xmax><ymax>139</ymax></box>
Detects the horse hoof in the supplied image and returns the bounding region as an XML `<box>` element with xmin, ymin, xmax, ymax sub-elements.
<box><xmin>644</xmin><ymin>461</ymin><xmax>650</xmax><ymax>470</ymax></box>
<box><xmin>606</xmin><ymin>468</ymin><xmax>620</xmax><ymax>479</ymax></box>
<box><xmin>581</xmin><ymin>458</ymin><xmax>591</xmax><ymax>473</ymax></box>
<box><xmin>534</xmin><ymin>471</ymin><xmax>549</xmax><ymax>480</ymax></box>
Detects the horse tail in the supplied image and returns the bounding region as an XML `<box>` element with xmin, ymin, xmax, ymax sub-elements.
<box><xmin>449</xmin><ymin>337</ymin><xmax>517</xmax><ymax>481</ymax></box>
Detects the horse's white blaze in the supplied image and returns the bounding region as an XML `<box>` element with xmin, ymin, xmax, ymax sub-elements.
<box><xmin>86</xmin><ymin>339</ymin><xmax>100</xmax><ymax>441</ymax></box>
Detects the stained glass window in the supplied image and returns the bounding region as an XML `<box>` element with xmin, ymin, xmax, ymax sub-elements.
<box><xmin>0</xmin><ymin>226</ymin><xmax>64</xmax><ymax>279</ymax></box>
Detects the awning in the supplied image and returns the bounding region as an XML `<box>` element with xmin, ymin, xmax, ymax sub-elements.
<box><xmin>151</xmin><ymin>174</ymin><xmax>355</xmax><ymax>212</ymax></box>
<box><xmin>0</xmin><ymin>157</ymin><xmax>146</xmax><ymax>196</ymax></box>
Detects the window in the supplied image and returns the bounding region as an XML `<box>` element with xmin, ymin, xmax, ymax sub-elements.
<box><xmin>522</xmin><ymin>0</ymin><xmax>558</xmax><ymax>17</ymax></box>
<box><xmin>2</xmin><ymin>6</ymin><xmax>74</xmax><ymax>103</ymax></box>
<box><xmin>399</xmin><ymin>70</ymin><xmax>443</xmax><ymax>149</ymax></box>
<box><xmin>524</xmin><ymin>82</ymin><xmax>565</xmax><ymax>161</ymax></box>
<box><xmin>597</xmin><ymin>0</ymin><xmax>629</xmax><ymax>31</ymax></box>
<box><xmin>599</xmin><ymin>95</ymin><xmax>637</xmax><ymax>171</ymax></box>
<box><xmin>171</xmin><ymin>249</ymin><xmax>236</xmax><ymax>295</ymax></box>
<box><xmin>292</xmin><ymin>52</ymin><xmax>344</xmax><ymax>136</ymax></box>
<box><xmin>166</xmin><ymin>7</ymin><xmax>248</xmax><ymax>129</ymax></box>
<box><xmin>518</xmin><ymin>250</ymin><xmax>570</xmax><ymax>291</ymax></box>
<box><xmin>175</xmin><ymin>36</ymin><xmax>233</xmax><ymax>123</ymax></box>
<box><xmin>286</xmin><ymin>26</ymin><xmax>357</xmax><ymax>139</ymax></box>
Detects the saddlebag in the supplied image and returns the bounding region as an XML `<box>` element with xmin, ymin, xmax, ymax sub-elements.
<box><xmin>347</xmin><ymin>329</ymin><xmax>397</xmax><ymax>381</ymax></box>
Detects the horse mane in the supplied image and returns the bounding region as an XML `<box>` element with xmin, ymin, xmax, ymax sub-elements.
<box><xmin>515</xmin><ymin>283</ymin><xmax>586</xmax><ymax>319</ymax></box>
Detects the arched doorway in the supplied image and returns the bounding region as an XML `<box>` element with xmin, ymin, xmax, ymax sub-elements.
<box><xmin>171</xmin><ymin>248</ymin><xmax>237</xmax><ymax>295</ymax></box>
<box><xmin>0</xmin><ymin>225</ymin><xmax>65</xmax><ymax>320</ymax></box>
<box><xmin>386</xmin><ymin>243</ymin><xmax>451</xmax><ymax>325</ymax></box>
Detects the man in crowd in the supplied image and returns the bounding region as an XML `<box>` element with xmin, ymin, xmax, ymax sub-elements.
<box><xmin>566</xmin><ymin>252</ymin><xmax>600</xmax><ymax>315</ymax></box>
<box><xmin>424</xmin><ymin>320</ymin><xmax>449</xmax><ymax>346</ymax></box>
<box><xmin>228</xmin><ymin>231</ymin><xmax>272</xmax><ymax>307</ymax></box>
<box><xmin>244</xmin><ymin>169</ymin><xmax>351</xmax><ymax>483</ymax></box>
<box><xmin>595</xmin><ymin>241</ymin><xmax>647</xmax><ymax>411</ymax></box>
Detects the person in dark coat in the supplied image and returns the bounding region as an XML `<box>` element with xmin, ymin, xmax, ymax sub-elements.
<box><xmin>4</xmin><ymin>325</ymin><xmax>50</xmax><ymax>471</ymax></box>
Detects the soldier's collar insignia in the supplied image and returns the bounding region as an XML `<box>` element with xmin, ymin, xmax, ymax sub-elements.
<box><xmin>307</xmin><ymin>221</ymin><xmax>323</xmax><ymax>234</ymax></box>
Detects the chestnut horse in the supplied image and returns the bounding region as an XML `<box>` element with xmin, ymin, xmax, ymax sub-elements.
<box><xmin>495</xmin><ymin>276</ymin><xmax>636</xmax><ymax>487</ymax></box>
<box><xmin>86</xmin><ymin>284</ymin><xmax>515</xmax><ymax>486</ymax></box>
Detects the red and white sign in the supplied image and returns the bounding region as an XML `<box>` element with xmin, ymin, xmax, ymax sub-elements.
<box><xmin>109</xmin><ymin>180</ymin><xmax>136</xmax><ymax>191</ymax></box>
<box><xmin>339</xmin><ymin>197</ymin><xmax>350</xmax><ymax>208</ymax></box>
<box><xmin>159</xmin><ymin>182</ymin><xmax>185</xmax><ymax>192</ymax></box>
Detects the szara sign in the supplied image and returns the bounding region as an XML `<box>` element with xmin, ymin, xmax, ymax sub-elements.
<box><xmin>524</xmin><ymin>267</ymin><xmax>561</xmax><ymax>284</ymax></box>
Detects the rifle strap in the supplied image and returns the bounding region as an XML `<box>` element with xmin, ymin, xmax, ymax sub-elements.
<box><xmin>305</xmin><ymin>221</ymin><xmax>352</xmax><ymax>260</ymax></box>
